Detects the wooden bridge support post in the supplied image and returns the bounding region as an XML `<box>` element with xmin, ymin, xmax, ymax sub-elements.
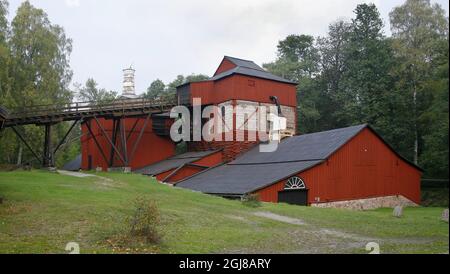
<box><xmin>43</xmin><ymin>124</ymin><xmax>54</xmax><ymax>167</ymax></box>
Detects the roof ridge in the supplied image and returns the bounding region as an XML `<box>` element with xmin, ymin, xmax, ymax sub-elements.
<box><xmin>227</xmin><ymin>159</ymin><xmax>325</xmax><ymax>166</ymax></box>
<box><xmin>224</xmin><ymin>55</ymin><xmax>255</xmax><ymax>63</ymax></box>
<box><xmin>224</xmin><ymin>56</ymin><xmax>265</xmax><ymax>71</ymax></box>
<box><xmin>235</xmin><ymin>65</ymin><xmax>266</xmax><ymax>72</ymax></box>
<box><xmin>294</xmin><ymin>124</ymin><xmax>368</xmax><ymax>138</ymax></box>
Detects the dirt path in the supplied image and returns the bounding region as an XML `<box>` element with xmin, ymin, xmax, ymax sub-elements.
<box><xmin>253</xmin><ymin>211</ymin><xmax>305</xmax><ymax>225</ymax></box>
<box><xmin>250</xmin><ymin>211</ymin><xmax>438</xmax><ymax>254</ymax></box>
<box><xmin>57</xmin><ymin>170</ymin><xmax>95</xmax><ymax>178</ymax></box>
<box><xmin>57</xmin><ymin>170</ymin><xmax>121</xmax><ymax>188</ymax></box>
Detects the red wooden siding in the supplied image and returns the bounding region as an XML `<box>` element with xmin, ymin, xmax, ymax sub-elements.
<box><xmin>165</xmin><ymin>165</ymin><xmax>206</xmax><ymax>184</ymax></box>
<box><xmin>187</xmin><ymin>133</ymin><xmax>258</xmax><ymax>162</ymax></box>
<box><xmin>81</xmin><ymin>117</ymin><xmax>175</xmax><ymax>171</ymax></box>
<box><xmin>255</xmin><ymin>128</ymin><xmax>422</xmax><ymax>205</ymax></box>
<box><xmin>192</xmin><ymin>151</ymin><xmax>223</xmax><ymax>167</ymax></box>
<box><xmin>155</xmin><ymin>168</ymin><xmax>176</xmax><ymax>181</ymax></box>
<box><xmin>153</xmin><ymin>150</ymin><xmax>223</xmax><ymax>183</ymax></box>
<box><xmin>189</xmin><ymin>76</ymin><xmax>297</xmax><ymax>107</ymax></box>
<box><xmin>214</xmin><ymin>59</ymin><xmax>237</xmax><ymax>76</ymax></box>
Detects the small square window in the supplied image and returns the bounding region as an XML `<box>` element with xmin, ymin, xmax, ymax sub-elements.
<box><xmin>248</xmin><ymin>80</ymin><xmax>256</xmax><ymax>87</ymax></box>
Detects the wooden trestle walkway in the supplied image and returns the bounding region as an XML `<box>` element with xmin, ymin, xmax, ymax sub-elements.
<box><xmin>0</xmin><ymin>98</ymin><xmax>176</xmax><ymax>168</ymax></box>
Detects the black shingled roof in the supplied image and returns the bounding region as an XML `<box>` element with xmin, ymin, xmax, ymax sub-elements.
<box><xmin>176</xmin><ymin>124</ymin><xmax>421</xmax><ymax>196</ymax></box>
<box><xmin>211</xmin><ymin>56</ymin><xmax>297</xmax><ymax>85</ymax></box>
<box><xmin>134</xmin><ymin>150</ymin><xmax>221</xmax><ymax>176</ymax></box>
<box><xmin>62</xmin><ymin>154</ymin><xmax>82</xmax><ymax>171</ymax></box>
<box><xmin>177</xmin><ymin>56</ymin><xmax>297</xmax><ymax>88</ymax></box>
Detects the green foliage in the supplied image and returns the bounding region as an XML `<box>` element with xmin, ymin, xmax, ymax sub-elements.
<box><xmin>241</xmin><ymin>193</ymin><xmax>261</xmax><ymax>208</ymax></box>
<box><xmin>265</xmin><ymin>1</ymin><xmax>449</xmax><ymax>178</ymax></box>
<box><xmin>76</xmin><ymin>78</ymin><xmax>117</xmax><ymax>103</ymax></box>
<box><xmin>127</xmin><ymin>195</ymin><xmax>162</xmax><ymax>244</ymax></box>
<box><xmin>0</xmin><ymin>1</ymin><xmax>78</xmax><ymax>167</ymax></box>
<box><xmin>421</xmin><ymin>187</ymin><xmax>449</xmax><ymax>207</ymax></box>
<box><xmin>389</xmin><ymin>0</ymin><xmax>449</xmax><ymax>166</ymax></box>
<box><xmin>0</xmin><ymin>0</ymin><xmax>10</xmax><ymax>104</ymax></box>
<box><xmin>145</xmin><ymin>74</ymin><xmax>209</xmax><ymax>100</ymax></box>
<box><xmin>144</xmin><ymin>79</ymin><xmax>165</xmax><ymax>100</ymax></box>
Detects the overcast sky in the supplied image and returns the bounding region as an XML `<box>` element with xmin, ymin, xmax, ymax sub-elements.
<box><xmin>7</xmin><ymin>0</ymin><xmax>449</xmax><ymax>96</ymax></box>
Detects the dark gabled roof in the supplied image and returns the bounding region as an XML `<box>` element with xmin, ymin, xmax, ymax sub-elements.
<box><xmin>177</xmin><ymin>56</ymin><xmax>298</xmax><ymax>88</ymax></box>
<box><xmin>176</xmin><ymin>124</ymin><xmax>422</xmax><ymax>195</ymax></box>
<box><xmin>211</xmin><ymin>56</ymin><xmax>297</xmax><ymax>85</ymax></box>
<box><xmin>222</xmin><ymin>56</ymin><xmax>265</xmax><ymax>72</ymax></box>
<box><xmin>210</xmin><ymin>66</ymin><xmax>297</xmax><ymax>85</ymax></box>
<box><xmin>176</xmin><ymin>160</ymin><xmax>322</xmax><ymax>195</ymax></box>
<box><xmin>62</xmin><ymin>154</ymin><xmax>82</xmax><ymax>171</ymax></box>
<box><xmin>134</xmin><ymin>150</ymin><xmax>220</xmax><ymax>176</ymax></box>
<box><xmin>232</xmin><ymin>124</ymin><xmax>367</xmax><ymax>165</ymax></box>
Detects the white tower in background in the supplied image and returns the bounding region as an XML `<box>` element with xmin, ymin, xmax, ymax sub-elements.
<box><xmin>122</xmin><ymin>66</ymin><xmax>138</xmax><ymax>98</ymax></box>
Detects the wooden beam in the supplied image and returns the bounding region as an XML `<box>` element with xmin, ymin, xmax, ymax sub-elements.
<box><xmin>53</xmin><ymin>120</ymin><xmax>79</xmax><ymax>154</ymax></box>
<box><xmin>119</xmin><ymin>119</ymin><xmax>129</xmax><ymax>166</ymax></box>
<box><xmin>11</xmin><ymin>126</ymin><xmax>42</xmax><ymax>164</ymax></box>
<box><xmin>109</xmin><ymin>119</ymin><xmax>119</xmax><ymax>167</ymax></box>
<box><xmin>42</xmin><ymin>124</ymin><xmax>53</xmax><ymax>167</ymax></box>
<box><xmin>93</xmin><ymin>116</ymin><xmax>127</xmax><ymax>166</ymax></box>
<box><xmin>129</xmin><ymin>113</ymin><xmax>152</xmax><ymax>163</ymax></box>
<box><xmin>84</xmin><ymin>120</ymin><xmax>109</xmax><ymax>166</ymax></box>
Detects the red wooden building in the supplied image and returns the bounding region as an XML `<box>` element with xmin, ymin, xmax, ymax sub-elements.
<box><xmin>76</xmin><ymin>56</ymin><xmax>422</xmax><ymax>209</ymax></box>
<box><xmin>178</xmin><ymin>56</ymin><xmax>298</xmax><ymax>162</ymax></box>
<box><xmin>80</xmin><ymin>56</ymin><xmax>297</xmax><ymax>171</ymax></box>
<box><xmin>176</xmin><ymin>125</ymin><xmax>422</xmax><ymax>209</ymax></box>
<box><xmin>81</xmin><ymin>116</ymin><xmax>175</xmax><ymax>171</ymax></box>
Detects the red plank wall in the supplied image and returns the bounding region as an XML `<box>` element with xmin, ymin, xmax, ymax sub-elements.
<box><xmin>255</xmin><ymin>128</ymin><xmax>422</xmax><ymax>205</ymax></box>
<box><xmin>189</xmin><ymin>76</ymin><xmax>297</xmax><ymax>107</ymax></box>
<box><xmin>81</xmin><ymin>117</ymin><xmax>175</xmax><ymax>171</ymax></box>
<box><xmin>164</xmin><ymin>165</ymin><xmax>206</xmax><ymax>183</ymax></box>
<box><xmin>154</xmin><ymin>151</ymin><xmax>224</xmax><ymax>183</ymax></box>
<box><xmin>214</xmin><ymin>59</ymin><xmax>237</xmax><ymax>76</ymax></box>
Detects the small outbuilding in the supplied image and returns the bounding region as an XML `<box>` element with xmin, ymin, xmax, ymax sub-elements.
<box><xmin>176</xmin><ymin>124</ymin><xmax>422</xmax><ymax>209</ymax></box>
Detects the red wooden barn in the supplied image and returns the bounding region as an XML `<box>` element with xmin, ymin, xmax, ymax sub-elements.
<box><xmin>176</xmin><ymin>124</ymin><xmax>422</xmax><ymax>209</ymax></box>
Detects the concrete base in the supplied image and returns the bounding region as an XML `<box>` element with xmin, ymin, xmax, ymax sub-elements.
<box><xmin>311</xmin><ymin>195</ymin><xmax>418</xmax><ymax>211</ymax></box>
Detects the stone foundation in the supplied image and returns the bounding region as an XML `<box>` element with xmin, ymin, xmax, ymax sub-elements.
<box><xmin>311</xmin><ymin>195</ymin><xmax>418</xmax><ymax>211</ymax></box>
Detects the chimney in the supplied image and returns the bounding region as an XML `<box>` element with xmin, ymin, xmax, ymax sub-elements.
<box><xmin>122</xmin><ymin>66</ymin><xmax>136</xmax><ymax>97</ymax></box>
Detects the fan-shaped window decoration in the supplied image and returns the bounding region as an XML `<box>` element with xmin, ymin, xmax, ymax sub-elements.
<box><xmin>285</xmin><ymin>177</ymin><xmax>306</xmax><ymax>190</ymax></box>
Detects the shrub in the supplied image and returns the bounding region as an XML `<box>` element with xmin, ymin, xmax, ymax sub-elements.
<box><xmin>241</xmin><ymin>194</ymin><xmax>261</xmax><ymax>208</ymax></box>
<box><xmin>128</xmin><ymin>196</ymin><xmax>162</xmax><ymax>244</ymax></box>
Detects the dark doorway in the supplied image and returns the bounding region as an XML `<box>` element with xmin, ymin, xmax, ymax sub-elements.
<box><xmin>278</xmin><ymin>189</ymin><xmax>309</xmax><ymax>206</ymax></box>
<box><xmin>88</xmin><ymin>155</ymin><xmax>92</xmax><ymax>170</ymax></box>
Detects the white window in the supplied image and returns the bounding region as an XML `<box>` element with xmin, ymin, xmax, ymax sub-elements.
<box><xmin>285</xmin><ymin>177</ymin><xmax>306</xmax><ymax>190</ymax></box>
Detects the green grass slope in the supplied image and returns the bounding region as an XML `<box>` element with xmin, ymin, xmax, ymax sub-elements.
<box><xmin>0</xmin><ymin>171</ymin><xmax>448</xmax><ymax>254</ymax></box>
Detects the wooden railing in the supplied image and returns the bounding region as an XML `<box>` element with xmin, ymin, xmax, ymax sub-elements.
<box><xmin>7</xmin><ymin>97</ymin><xmax>177</xmax><ymax>119</ymax></box>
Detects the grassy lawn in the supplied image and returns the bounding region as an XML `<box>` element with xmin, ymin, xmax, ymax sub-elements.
<box><xmin>0</xmin><ymin>170</ymin><xmax>448</xmax><ymax>254</ymax></box>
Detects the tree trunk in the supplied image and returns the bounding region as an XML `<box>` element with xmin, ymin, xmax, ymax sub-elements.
<box><xmin>16</xmin><ymin>145</ymin><xmax>23</xmax><ymax>166</ymax></box>
<box><xmin>413</xmin><ymin>87</ymin><xmax>418</xmax><ymax>165</ymax></box>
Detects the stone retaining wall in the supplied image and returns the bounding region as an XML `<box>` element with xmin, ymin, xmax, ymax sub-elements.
<box><xmin>311</xmin><ymin>195</ymin><xmax>418</xmax><ymax>210</ymax></box>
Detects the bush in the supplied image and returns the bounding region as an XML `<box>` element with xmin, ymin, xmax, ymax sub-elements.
<box><xmin>127</xmin><ymin>196</ymin><xmax>162</xmax><ymax>244</ymax></box>
<box><xmin>421</xmin><ymin>188</ymin><xmax>449</xmax><ymax>207</ymax></box>
<box><xmin>241</xmin><ymin>194</ymin><xmax>261</xmax><ymax>208</ymax></box>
